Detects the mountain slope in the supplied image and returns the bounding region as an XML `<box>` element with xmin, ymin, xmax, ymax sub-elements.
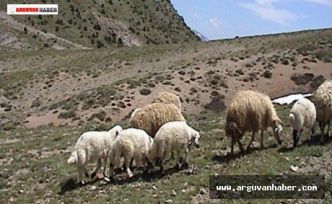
<box><xmin>0</xmin><ymin>0</ymin><xmax>199</xmax><ymax>49</ymax></box>
<box><xmin>0</xmin><ymin>28</ymin><xmax>331</xmax><ymax>129</ymax></box>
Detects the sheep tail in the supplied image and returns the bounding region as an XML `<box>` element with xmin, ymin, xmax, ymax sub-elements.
<box><xmin>67</xmin><ymin>151</ymin><xmax>78</xmax><ymax>165</ymax></box>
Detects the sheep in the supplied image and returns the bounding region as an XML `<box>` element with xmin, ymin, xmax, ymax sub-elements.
<box><xmin>152</xmin><ymin>91</ymin><xmax>182</xmax><ymax>110</ymax></box>
<box><xmin>225</xmin><ymin>90</ymin><xmax>283</xmax><ymax>155</ymax></box>
<box><xmin>67</xmin><ymin>125</ymin><xmax>122</xmax><ymax>184</ymax></box>
<box><xmin>129</xmin><ymin>103</ymin><xmax>185</xmax><ymax>137</ymax></box>
<box><xmin>312</xmin><ymin>80</ymin><xmax>332</xmax><ymax>142</ymax></box>
<box><xmin>289</xmin><ymin>98</ymin><xmax>316</xmax><ymax>147</ymax></box>
<box><xmin>108</xmin><ymin>128</ymin><xmax>153</xmax><ymax>179</ymax></box>
<box><xmin>148</xmin><ymin>121</ymin><xmax>200</xmax><ymax>172</ymax></box>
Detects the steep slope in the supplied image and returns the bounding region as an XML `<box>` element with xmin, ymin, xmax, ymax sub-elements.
<box><xmin>0</xmin><ymin>0</ymin><xmax>199</xmax><ymax>49</ymax></box>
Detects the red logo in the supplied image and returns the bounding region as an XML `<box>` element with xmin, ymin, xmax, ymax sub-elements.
<box><xmin>16</xmin><ymin>7</ymin><xmax>38</xmax><ymax>12</ymax></box>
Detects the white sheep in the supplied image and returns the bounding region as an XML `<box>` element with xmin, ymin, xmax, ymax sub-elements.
<box><xmin>152</xmin><ymin>91</ymin><xmax>182</xmax><ymax>110</ymax></box>
<box><xmin>129</xmin><ymin>103</ymin><xmax>185</xmax><ymax>137</ymax></box>
<box><xmin>108</xmin><ymin>128</ymin><xmax>153</xmax><ymax>179</ymax></box>
<box><xmin>312</xmin><ymin>80</ymin><xmax>332</xmax><ymax>142</ymax></box>
<box><xmin>67</xmin><ymin>125</ymin><xmax>122</xmax><ymax>184</ymax></box>
<box><xmin>148</xmin><ymin>121</ymin><xmax>200</xmax><ymax>172</ymax></box>
<box><xmin>289</xmin><ymin>98</ymin><xmax>316</xmax><ymax>147</ymax></box>
<box><xmin>225</xmin><ymin>90</ymin><xmax>283</xmax><ymax>155</ymax></box>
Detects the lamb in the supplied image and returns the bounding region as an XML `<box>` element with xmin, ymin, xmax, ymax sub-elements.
<box><xmin>289</xmin><ymin>98</ymin><xmax>316</xmax><ymax>147</ymax></box>
<box><xmin>225</xmin><ymin>90</ymin><xmax>283</xmax><ymax>155</ymax></box>
<box><xmin>67</xmin><ymin>125</ymin><xmax>122</xmax><ymax>184</ymax></box>
<box><xmin>108</xmin><ymin>128</ymin><xmax>153</xmax><ymax>179</ymax></box>
<box><xmin>312</xmin><ymin>80</ymin><xmax>332</xmax><ymax>142</ymax></box>
<box><xmin>129</xmin><ymin>103</ymin><xmax>185</xmax><ymax>137</ymax></box>
<box><xmin>152</xmin><ymin>91</ymin><xmax>182</xmax><ymax>110</ymax></box>
<box><xmin>148</xmin><ymin>121</ymin><xmax>200</xmax><ymax>172</ymax></box>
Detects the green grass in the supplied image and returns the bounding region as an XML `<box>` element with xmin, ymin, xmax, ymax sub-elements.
<box><xmin>1</xmin><ymin>106</ymin><xmax>331</xmax><ymax>203</ymax></box>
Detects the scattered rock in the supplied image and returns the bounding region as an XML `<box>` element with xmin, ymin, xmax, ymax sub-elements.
<box><xmin>165</xmin><ymin>199</ymin><xmax>173</xmax><ymax>203</ymax></box>
<box><xmin>171</xmin><ymin>189</ymin><xmax>177</xmax><ymax>196</ymax></box>
<box><xmin>199</xmin><ymin>188</ymin><xmax>208</xmax><ymax>195</ymax></box>
<box><xmin>290</xmin><ymin>165</ymin><xmax>299</xmax><ymax>172</ymax></box>
<box><xmin>89</xmin><ymin>185</ymin><xmax>97</xmax><ymax>191</ymax></box>
<box><xmin>139</xmin><ymin>88</ymin><xmax>151</xmax><ymax>96</ymax></box>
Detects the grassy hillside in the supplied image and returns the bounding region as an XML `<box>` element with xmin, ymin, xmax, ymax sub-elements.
<box><xmin>0</xmin><ymin>28</ymin><xmax>332</xmax><ymax>203</ymax></box>
<box><xmin>0</xmin><ymin>0</ymin><xmax>199</xmax><ymax>49</ymax></box>
<box><xmin>0</xmin><ymin>105</ymin><xmax>331</xmax><ymax>203</ymax></box>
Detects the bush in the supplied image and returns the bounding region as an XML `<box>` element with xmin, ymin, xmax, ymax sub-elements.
<box><xmin>59</xmin><ymin>110</ymin><xmax>76</xmax><ymax>119</ymax></box>
<box><xmin>310</xmin><ymin>75</ymin><xmax>325</xmax><ymax>89</ymax></box>
<box><xmin>96</xmin><ymin>40</ymin><xmax>104</xmax><ymax>48</ymax></box>
<box><xmin>139</xmin><ymin>88</ymin><xmax>151</xmax><ymax>95</ymax></box>
<box><xmin>290</xmin><ymin>73</ymin><xmax>315</xmax><ymax>85</ymax></box>
<box><xmin>262</xmin><ymin>70</ymin><xmax>272</xmax><ymax>79</ymax></box>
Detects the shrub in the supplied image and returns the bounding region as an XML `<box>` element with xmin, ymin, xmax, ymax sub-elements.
<box><xmin>262</xmin><ymin>70</ymin><xmax>272</xmax><ymax>78</ymax></box>
<box><xmin>290</xmin><ymin>73</ymin><xmax>315</xmax><ymax>85</ymax></box>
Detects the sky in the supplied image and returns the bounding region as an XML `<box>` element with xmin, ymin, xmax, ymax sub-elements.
<box><xmin>170</xmin><ymin>0</ymin><xmax>332</xmax><ymax>40</ymax></box>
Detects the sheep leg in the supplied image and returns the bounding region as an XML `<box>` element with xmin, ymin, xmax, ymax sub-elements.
<box><xmin>164</xmin><ymin>152</ymin><xmax>174</xmax><ymax>164</ymax></box>
<box><xmin>156</xmin><ymin>159</ymin><xmax>164</xmax><ymax>173</ymax></box>
<box><xmin>260</xmin><ymin>131</ymin><xmax>264</xmax><ymax>149</ymax></box>
<box><xmin>231</xmin><ymin>136</ymin><xmax>235</xmax><ymax>155</ymax></box>
<box><xmin>237</xmin><ymin>140</ymin><xmax>244</xmax><ymax>153</ymax></box>
<box><xmin>293</xmin><ymin>130</ymin><xmax>299</xmax><ymax>148</ymax></box>
<box><xmin>246</xmin><ymin>131</ymin><xmax>256</xmax><ymax>151</ymax></box>
<box><xmin>180</xmin><ymin>148</ymin><xmax>189</xmax><ymax>169</ymax></box>
<box><xmin>82</xmin><ymin>166</ymin><xmax>90</xmax><ymax>179</ymax></box>
<box><xmin>77</xmin><ymin>167</ymin><xmax>84</xmax><ymax>185</ymax></box>
<box><xmin>144</xmin><ymin>156</ymin><xmax>153</xmax><ymax>174</ymax></box>
<box><xmin>320</xmin><ymin>123</ymin><xmax>326</xmax><ymax>144</ymax></box>
<box><xmin>173</xmin><ymin>150</ymin><xmax>181</xmax><ymax>169</ymax></box>
<box><xmin>124</xmin><ymin>154</ymin><xmax>134</xmax><ymax>178</ymax></box>
<box><xmin>91</xmin><ymin>159</ymin><xmax>102</xmax><ymax>179</ymax></box>
<box><xmin>309</xmin><ymin>128</ymin><xmax>315</xmax><ymax>146</ymax></box>
<box><xmin>327</xmin><ymin>122</ymin><xmax>330</xmax><ymax>137</ymax></box>
<box><xmin>102</xmin><ymin>158</ymin><xmax>108</xmax><ymax>178</ymax></box>
<box><xmin>108</xmin><ymin>163</ymin><xmax>114</xmax><ymax>181</ymax></box>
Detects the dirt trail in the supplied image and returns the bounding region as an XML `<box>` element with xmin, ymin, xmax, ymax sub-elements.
<box><xmin>0</xmin><ymin>11</ymin><xmax>91</xmax><ymax>50</ymax></box>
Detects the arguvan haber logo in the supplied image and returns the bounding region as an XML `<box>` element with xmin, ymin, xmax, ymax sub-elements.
<box><xmin>7</xmin><ymin>4</ymin><xmax>58</xmax><ymax>15</ymax></box>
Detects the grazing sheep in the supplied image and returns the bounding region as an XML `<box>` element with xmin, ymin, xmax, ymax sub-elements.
<box><xmin>148</xmin><ymin>121</ymin><xmax>200</xmax><ymax>172</ymax></box>
<box><xmin>152</xmin><ymin>91</ymin><xmax>182</xmax><ymax>110</ymax></box>
<box><xmin>108</xmin><ymin>128</ymin><xmax>153</xmax><ymax>179</ymax></box>
<box><xmin>129</xmin><ymin>103</ymin><xmax>185</xmax><ymax>137</ymax></box>
<box><xmin>67</xmin><ymin>125</ymin><xmax>122</xmax><ymax>184</ymax></box>
<box><xmin>289</xmin><ymin>98</ymin><xmax>316</xmax><ymax>147</ymax></box>
<box><xmin>225</xmin><ymin>90</ymin><xmax>283</xmax><ymax>154</ymax></box>
<box><xmin>312</xmin><ymin>80</ymin><xmax>332</xmax><ymax>142</ymax></box>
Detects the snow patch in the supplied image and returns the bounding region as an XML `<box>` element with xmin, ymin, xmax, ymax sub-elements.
<box><xmin>272</xmin><ymin>93</ymin><xmax>312</xmax><ymax>105</ymax></box>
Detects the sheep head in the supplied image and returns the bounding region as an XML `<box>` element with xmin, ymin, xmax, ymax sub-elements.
<box><xmin>189</xmin><ymin>129</ymin><xmax>200</xmax><ymax>148</ymax></box>
<box><xmin>272</xmin><ymin>119</ymin><xmax>283</xmax><ymax>145</ymax></box>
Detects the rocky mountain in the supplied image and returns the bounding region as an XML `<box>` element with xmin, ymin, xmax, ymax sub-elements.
<box><xmin>0</xmin><ymin>0</ymin><xmax>200</xmax><ymax>49</ymax></box>
<box><xmin>193</xmin><ymin>30</ymin><xmax>208</xmax><ymax>41</ymax></box>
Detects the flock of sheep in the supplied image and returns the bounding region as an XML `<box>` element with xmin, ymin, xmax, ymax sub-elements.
<box><xmin>67</xmin><ymin>81</ymin><xmax>332</xmax><ymax>185</ymax></box>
